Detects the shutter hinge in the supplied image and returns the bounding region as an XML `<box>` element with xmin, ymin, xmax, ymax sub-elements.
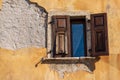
<box><xmin>48</xmin><ymin>18</ymin><xmax>55</xmax><ymax>24</ymax></box>
<box><xmin>87</xmin><ymin>20</ymin><xmax>91</xmax><ymax>23</ymax></box>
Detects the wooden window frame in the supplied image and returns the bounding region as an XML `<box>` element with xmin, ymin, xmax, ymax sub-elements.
<box><xmin>51</xmin><ymin>13</ymin><xmax>109</xmax><ymax>58</ymax></box>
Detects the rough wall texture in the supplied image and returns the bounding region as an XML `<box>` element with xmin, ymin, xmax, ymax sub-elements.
<box><xmin>0</xmin><ymin>0</ymin><xmax>47</xmax><ymax>50</ymax></box>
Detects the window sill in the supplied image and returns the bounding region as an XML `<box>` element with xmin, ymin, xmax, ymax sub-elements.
<box><xmin>38</xmin><ymin>57</ymin><xmax>100</xmax><ymax>74</ymax></box>
<box><xmin>41</xmin><ymin>57</ymin><xmax>96</xmax><ymax>64</ymax></box>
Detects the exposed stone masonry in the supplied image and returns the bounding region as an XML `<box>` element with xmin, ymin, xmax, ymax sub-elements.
<box><xmin>0</xmin><ymin>0</ymin><xmax>47</xmax><ymax>50</ymax></box>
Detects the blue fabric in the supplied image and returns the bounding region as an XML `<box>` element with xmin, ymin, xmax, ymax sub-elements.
<box><xmin>72</xmin><ymin>24</ymin><xmax>85</xmax><ymax>57</ymax></box>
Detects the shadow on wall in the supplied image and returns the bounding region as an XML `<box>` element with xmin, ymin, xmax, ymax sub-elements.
<box><xmin>25</xmin><ymin>0</ymin><xmax>48</xmax><ymax>14</ymax></box>
<box><xmin>41</xmin><ymin>57</ymin><xmax>100</xmax><ymax>72</ymax></box>
<box><xmin>35</xmin><ymin>56</ymin><xmax>100</xmax><ymax>78</ymax></box>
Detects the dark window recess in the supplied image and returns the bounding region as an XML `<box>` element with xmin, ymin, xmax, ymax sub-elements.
<box><xmin>51</xmin><ymin>13</ymin><xmax>109</xmax><ymax>57</ymax></box>
<box><xmin>91</xmin><ymin>13</ymin><xmax>109</xmax><ymax>56</ymax></box>
<box><xmin>70</xmin><ymin>18</ymin><xmax>87</xmax><ymax>57</ymax></box>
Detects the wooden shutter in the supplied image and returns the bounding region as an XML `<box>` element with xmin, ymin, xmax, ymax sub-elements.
<box><xmin>52</xmin><ymin>16</ymin><xmax>71</xmax><ymax>57</ymax></box>
<box><xmin>91</xmin><ymin>13</ymin><xmax>109</xmax><ymax>56</ymax></box>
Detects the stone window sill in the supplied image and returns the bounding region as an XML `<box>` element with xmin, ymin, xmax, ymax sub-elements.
<box><xmin>41</xmin><ymin>57</ymin><xmax>96</xmax><ymax>64</ymax></box>
<box><xmin>36</xmin><ymin>57</ymin><xmax>100</xmax><ymax>73</ymax></box>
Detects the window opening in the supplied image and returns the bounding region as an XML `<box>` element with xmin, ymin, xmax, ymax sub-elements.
<box><xmin>70</xmin><ymin>18</ymin><xmax>87</xmax><ymax>57</ymax></box>
<box><xmin>51</xmin><ymin>13</ymin><xmax>109</xmax><ymax>58</ymax></box>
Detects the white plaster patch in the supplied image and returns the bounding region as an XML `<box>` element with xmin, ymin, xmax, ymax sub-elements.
<box><xmin>50</xmin><ymin>64</ymin><xmax>93</xmax><ymax>78</ymax></box>
<box><xmin>0</xmin><ymin>0</ymin><xmax>47</xmax><ymax>50</ymax></box>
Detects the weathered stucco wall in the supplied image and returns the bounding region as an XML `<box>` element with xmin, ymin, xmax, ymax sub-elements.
<box><xmin>0</xmin><ymin>48</ymin><xmax>119</xmax><ymax>80</ymax></box>
<box><xmin>0</xmin><ymin>0</ymin><xmax>120</xmax><ymax>80</ymax></box>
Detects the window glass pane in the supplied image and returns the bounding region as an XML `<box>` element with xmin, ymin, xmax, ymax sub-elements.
<box><xmin>72</xmin><ymin>24</ymin><xmax>85</xmax><ymax>57</ymax></box>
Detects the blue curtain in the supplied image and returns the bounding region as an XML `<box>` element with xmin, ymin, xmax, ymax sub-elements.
<box><xmin>72</xmin><ymin>24</ymin><xmax>85</xmax><ymax>57</ymax></box>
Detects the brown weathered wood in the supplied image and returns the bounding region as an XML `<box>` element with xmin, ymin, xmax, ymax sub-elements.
<box><xmin>52</xmin><ymin>15</ymin><xmax>71</xmax><ymax>57</ymax></box>
<box><xmin>91</xmin><ymin>13</ymin><xmax>109</xmax><ymax>56</ymax></box>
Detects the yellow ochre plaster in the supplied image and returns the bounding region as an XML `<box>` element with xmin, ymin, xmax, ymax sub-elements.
<box><xmin>0</xmin><ymin>47</ymin><xmax>120</xmax><ymax>80</ymax></box>
<box><xmin>0</xmin><ymin>0</ymin><xmax>2</xmax><ymax>9</ymax></box>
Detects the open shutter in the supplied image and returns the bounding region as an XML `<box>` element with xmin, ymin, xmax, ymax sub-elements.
<box><xmin>91</xmin><ymin>13</ymin><xmax>109</xmax><ymax>56</ymax></box>
<box><xmin>52</xmin><ymin>16</ymin><xmax>71</xmax><ymax>57</ymax></box>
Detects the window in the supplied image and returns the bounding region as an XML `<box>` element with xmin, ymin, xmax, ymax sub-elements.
<box><xmin>51</xmin><ymin>13</ymin><xmax>109</xmax><ymax>57</ymax></box>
